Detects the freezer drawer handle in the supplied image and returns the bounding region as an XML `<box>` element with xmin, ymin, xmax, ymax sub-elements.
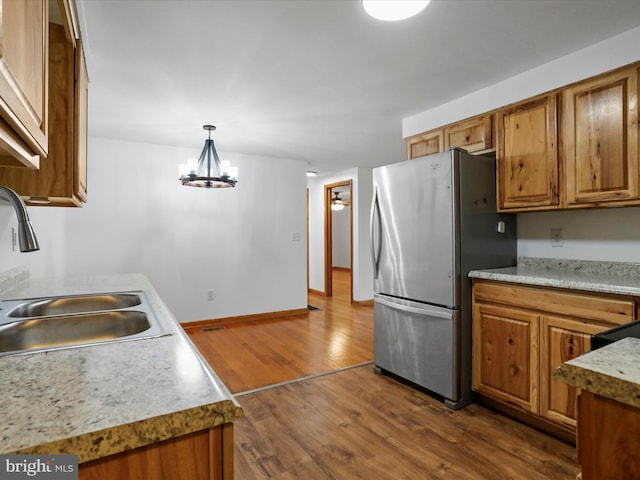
<box><xmin>376</xmin><ymin>296</ymin><xmax>452</xmax><ymax>319</ymax></box>
<box><xmin>370</xmin><ymin>187</ymin><xmax>382</xmax><ymax>279</ymax></box>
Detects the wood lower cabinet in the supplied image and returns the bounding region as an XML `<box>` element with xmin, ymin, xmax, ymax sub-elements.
<box><xmin>577</xmin><ymin>391</ymin><xmax>640</xmax><ymax>480</ymax></box>
<box><xmin>539</xmin><ymin>316</ymin><xmax>609</xmax><ymax>430</ymax></box>
<box><xmin>472</xmin><ymin>303</ymin><xmax>539</xmax><ymax>413</ymax></box>
<box><xmin>563</xmin><ymin>66</ymin><xmax>639</xmax><ymax>207</ymax></box>
<box><xmin>472</xmin><ymin>279</ymin><xmax>634</xmax><ymax>435</ymax></box>
<box><xmin>79</xmin><ymin>424</ymin><xmax>234</xmax><ymax>480</ymax></box>
<box><xmin>0</xmin><ymin>0</ymin><xmax>48</xmax><ymax>167</ymax></box>
<box><xmin>496</xmin><ymin>93</ymin><xmax>559</xmax><ymax>211</ymax></box>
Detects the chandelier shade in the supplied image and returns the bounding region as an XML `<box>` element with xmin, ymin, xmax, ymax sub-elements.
<box><xmin>179</xmin><ymin>125</ymin><xmax>238</xmax><ymax>188</ymax></box>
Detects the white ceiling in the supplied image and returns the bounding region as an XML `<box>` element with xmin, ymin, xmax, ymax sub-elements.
<box><xmin>79</xmin><ymin>0</ymin><xmax>640</xmax><ymax>176</ymax></box>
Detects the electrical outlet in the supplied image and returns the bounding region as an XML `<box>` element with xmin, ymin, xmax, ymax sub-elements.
<box><xmin>207</xmin><ymin>290</ymin><xmax>214</xmax><ymax>301</ymax></box>
<box><xmin>550</xmin><ymin>228</ymin><xmax>564</xmax><ymax>247</ymax></box>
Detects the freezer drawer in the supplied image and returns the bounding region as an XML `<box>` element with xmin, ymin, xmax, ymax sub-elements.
<box><xmin>374</xmin><ymin>294</ymin><xmax>459</xmax><ymax>401</ymax></box>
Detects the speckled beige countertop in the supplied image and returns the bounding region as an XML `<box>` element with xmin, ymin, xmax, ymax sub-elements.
<box><xmin>553</xmin><ymin>337</ymin><xmax>640</xmax><ymax>409</ymax></box>
<box><xmin>0</xmin><ymin>266</ymin><xmax>244</xmax><ymax>463</ymax></box>
<box><xmin>469</xmin><ymin>257</ymin><xmax>640</xmax><ymax>296</ymax></box>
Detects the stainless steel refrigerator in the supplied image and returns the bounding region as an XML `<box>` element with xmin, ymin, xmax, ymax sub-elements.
<box><xmin>370</xmin><ymin>148</ymin><xmax>516</xmax><ymax>409</ymax></box>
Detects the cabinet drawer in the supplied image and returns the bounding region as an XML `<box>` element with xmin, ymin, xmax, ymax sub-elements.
<box><xmin>473</xmin><ymin>280</ymin><xmax>634</xmax><ymax>325</ymax></box>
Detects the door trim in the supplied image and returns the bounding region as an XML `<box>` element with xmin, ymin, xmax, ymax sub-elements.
<box><xmin>324</xmin><ymin>180</ymin><xmax>353</xmax><ymax>302</ymax></box>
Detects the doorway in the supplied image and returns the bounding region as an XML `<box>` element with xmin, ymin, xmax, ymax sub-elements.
<box><xmin>324</xmin><ymin>180</ymin><xmax>353</xmax><ymax>302</ymax></box>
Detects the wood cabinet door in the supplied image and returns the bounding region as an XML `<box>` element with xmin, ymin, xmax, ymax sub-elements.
<box><xmin>444</xmin><ymin>114</ymin><xmax>493</xmax><ymax>153</ymax></box>
<box><xmin>0</xmin><ymin>18</ymin><xmax>88</xmax><ymax>206</ymax></box>
<box><xmin>496</xmin><ymin>93</ymin><xmax>559</xmax><ymax>211</ymax></box>
<box><xmin>0</xmin><ymin>0</ymin><xmax>48</xmax><ymax>165</ymax></box>
<box><xmin>74</xmin><ymin>39</ymin><xmax>89</xmax><ymax>202</ymax></box>
<box><xmin>539</xmin><ymin>316</ymin><xmax>608</xmax><ymax>432</ymax></box>
<box><xmin>563</xmin><ymin>66</ymin><xmax>639</xmax><ymax>205</ymax></box>
<box><xmin>80</xmin><ymin>425</ymin><xmax>234</xmax><ymax>480</ymax></box>
<box><xmin>406</xmin><ymin>129</ymin><xmax>444</xmax><ymax>159</ymax></box>
<box><xmin>472</xmin><ymin>303</ymin><xmax>539</xmax><ymax>413</ymax></box>
<box><xmin>578</xmin><ymin>391</ymin><xmax>640</xmax><ymax>480</ymax></box>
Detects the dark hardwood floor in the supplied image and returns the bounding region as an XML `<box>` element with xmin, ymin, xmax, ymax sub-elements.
<box><xmin>185</xmin><ymin>269</ymin><xmax>579</xmax><ymax>479</ymax></box>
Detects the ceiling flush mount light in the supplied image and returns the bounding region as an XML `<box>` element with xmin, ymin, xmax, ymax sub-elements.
<box><xmin>306</xmin><ymin>170</ymin><xmax>318</xmax><ymax>177</ymax></box>
<box><xmin>363</xmin><ymin>0</ymin><xmax>430</xmax><ymax>21</ymax></box>
<box><xmin>179</xmin><ymin>125</ymin><xmax>238</xmax><ymax>188</ymax></box>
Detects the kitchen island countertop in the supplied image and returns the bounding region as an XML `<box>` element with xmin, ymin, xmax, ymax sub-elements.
<box><xmin>553</xmin><ymin>337</ymin><xmax>640</xmax><ymax>409</ymax></box>
<box><xmin>0</xmin><ymin>267</ymin><xmax>243</xmax><ymax>463</ymax></box>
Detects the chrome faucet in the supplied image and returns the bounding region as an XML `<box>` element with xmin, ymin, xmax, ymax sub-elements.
<box><xmin>0</xmin><ymin>186</ymin><xmax>39</xmax><ymax>252</ymax></box>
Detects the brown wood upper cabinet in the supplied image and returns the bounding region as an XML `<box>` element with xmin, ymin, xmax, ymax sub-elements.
<box><xmin>0</xmin><ymin>0</ymin><xmax>49</xmax><ymax>168</ymax></box>
<box><xmin>0</xmin><ymin>1</ymin><xmax>88</xmax><ymax>206</ymax></box>
<box><xmin>562</xmin><ymin>66</ymin><xmax>639</xmax><ymax>207</ymax></box>
<box><xmin>406</xmin><ymin>113</ymin><xmax>493</xmax><ymax>160</ymax></box>
<box><xmin>444</xmin><ymin>114</ymin><xmax>493</xmax><ymax>153</ymax></box>
<box><xmin>406</xmin><ymin>129</ymin><xmax>444</xmax><ymax>159</ymax></box>
<box><xmin>496</xmin><ymin>93</ymin><xmax>559</xmax><ymax>211</ymax></box>
<box><xmin>75</xmin><ymin>39</ymin><xmax>89</xmax><ymax>203</ymax></box>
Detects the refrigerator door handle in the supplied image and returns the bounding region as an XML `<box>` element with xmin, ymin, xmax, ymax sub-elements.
<box><xmin>375</xmin><ymin>296</ymin><xmax>452</xmax><ymax>319</ymax></box>
<box><xmin>370</xmin><ymin>187</ymin><xmax>382</xmax><ymax>279</ymax></box>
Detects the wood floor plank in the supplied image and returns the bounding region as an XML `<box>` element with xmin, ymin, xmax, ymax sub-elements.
<box><xmin>234</xmin><ymin>365</ymin><xmax>579</xmax><ymax>479</ymax></box>
<box><xmin>186</xmin><ymin>270</ymin><xmax>579</xmax><ymax>479</ymax></box>
<box><xmin>187</xmin><ymin>270</ymin><xmax>373</xmax><ymax>393</ymax></box>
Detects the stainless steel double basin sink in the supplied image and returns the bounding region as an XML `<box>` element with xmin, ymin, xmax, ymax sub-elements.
<box><xmin>0</xmin><ymin>291</ymin><xmax>171</xmax><ymax>356</ymax></box>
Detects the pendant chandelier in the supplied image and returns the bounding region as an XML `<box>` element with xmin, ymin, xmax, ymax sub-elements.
<box><xmin>179</xmin><ymin>125</ymin><xmax>238</xmax><ymax>188</ymax></box>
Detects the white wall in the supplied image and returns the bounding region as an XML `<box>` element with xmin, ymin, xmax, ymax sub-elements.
<box><xmin>403</xmin><ymin>25</ymin><xmax>640</xmax><ymax>264</ymax></box>
<box><xmin>517</xmin><ymin>208</ymin><xmax>640</xmax><ymax>263</ymax></box>
<box><xmin>0</xmin><ymin>137</ymin><xmax>308</xmax><ymax>322</ymax></box>
<box><xmin>307</xmin><ymin>167</ymin><xmax>374</xmax><ymax>302</ymax></box>
<box><xmin>332</xmin><ymin>205</ymin><xmax>350</xmax><ymax>268</ymax></box>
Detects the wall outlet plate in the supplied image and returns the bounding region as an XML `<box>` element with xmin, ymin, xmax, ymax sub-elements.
<box><xmin>550</xmin><ymin>228</ymin><xmax>564</xmax><ymax>247</ymax></box>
